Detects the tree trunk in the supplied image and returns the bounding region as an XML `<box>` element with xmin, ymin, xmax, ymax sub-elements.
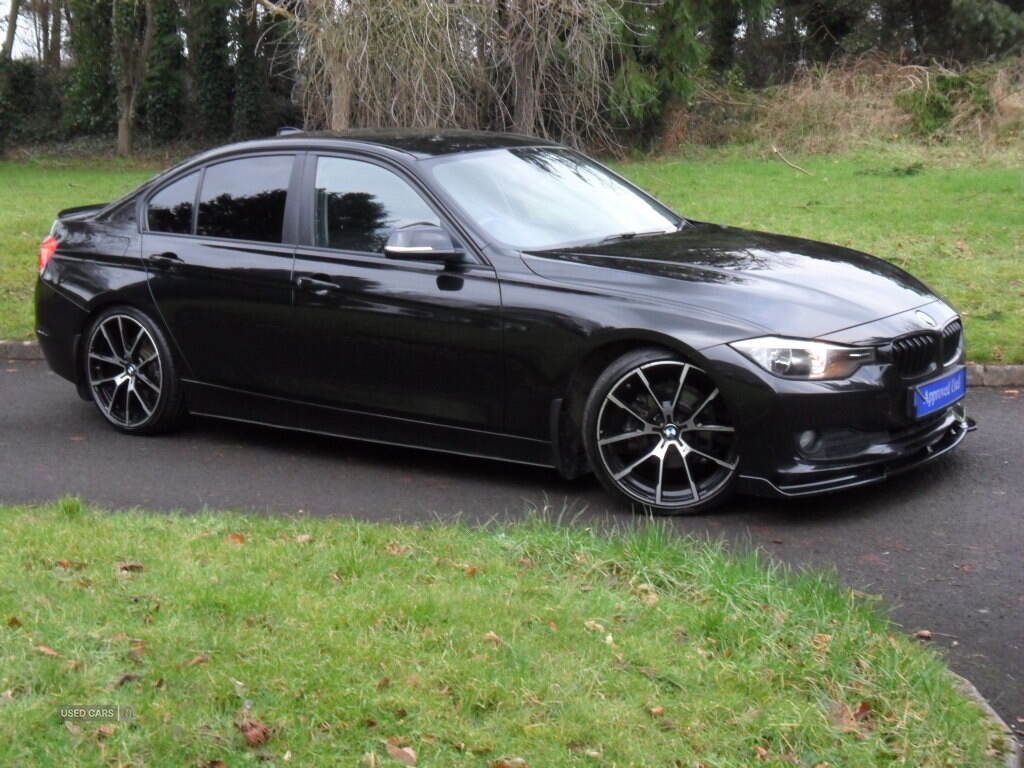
<box><xmin>113</xmin><ymin>0</ymin><xmax>155</xmax><ymax>156</ymax></box>
<box><xmin>329</xmin><ymin>63</ymin><xmax>351</xmax><ymax>130</ymax></box>
<box><xmin>45</xmin><ymin>0</ymin><xmax>62</xmax><ymax>70</ymax></box>
<box><xmin>116</xmin><ymin>99</ymin><xmax>133</xmax><ymax>156</ymax></box>
<box><xmin>2</xmin><ymin>0</ymin><xmax>23</xmax><ymax>62</ymax></box>
<box><xmin>38</xmin><ymin>2</ymin><xmax>51</xmax><ymax>63</ymax></box>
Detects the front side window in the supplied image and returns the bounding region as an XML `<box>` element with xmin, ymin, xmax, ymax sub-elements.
<box><xmin>147</xmin><ymin>171</ymin><xmax>199</xmax><ymax>234</ymax></box>
<box><xmin>314</xmin><ymin>157</ymin><xmax>441</xmax><ymax>253</ymax></box>
<box><xmin>197</xmin><ymin>155</ymin><xmax>293</xmax><ymax>243</ymax></box>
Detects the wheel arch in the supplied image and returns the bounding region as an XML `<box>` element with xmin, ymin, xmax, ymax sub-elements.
<box><xmin>550</xmin><ymin>330</ymin><xmax>709</xmax><ymax>479</ymax></box>
<box><xmin>74</xmin><ymin>298</ymin><xmax>181</xmax><ymax>400</ymax></box>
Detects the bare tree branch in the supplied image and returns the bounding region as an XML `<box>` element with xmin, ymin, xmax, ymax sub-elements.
<box><xmin>268</xmin><ymin>0</ymin><xmax>621</xmax><ymax>148</ymax></box>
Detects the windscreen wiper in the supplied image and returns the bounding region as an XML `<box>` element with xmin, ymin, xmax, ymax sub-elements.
<box><xmin>599</xmin><ymin>229</ymin><xmax>673</xmax><ymax>244</ymax></box>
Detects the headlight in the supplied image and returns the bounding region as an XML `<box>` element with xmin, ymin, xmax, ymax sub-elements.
<box><xmin>730</xmin><ymin>336</ymin><xmax>876</xmax><ymax>380</ymax></box>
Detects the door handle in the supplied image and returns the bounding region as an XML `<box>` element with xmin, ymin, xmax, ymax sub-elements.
<box><xmin>146</xmin><ymin>251</ymin><xmax>181</xmax><ymax>268</ymax></box>
<box><xmin>296</xmin><ymin>275</ymin><xmax>340</xmax><ymax>295</ymax></box>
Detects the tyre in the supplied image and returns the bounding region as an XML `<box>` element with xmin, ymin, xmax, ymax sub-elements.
<box><xmin>583</xmin><ymin>348</ymin><xmax>739</xmax><ymax>514</ymax></box>
<box><xmin>83</xmin><ymin>306</ymin><xmax>184</xmax><ymax>434</ymax></box>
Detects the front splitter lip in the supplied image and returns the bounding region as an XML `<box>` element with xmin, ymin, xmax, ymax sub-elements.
<box><xmin>737</xmin><ymin>416</ymin><xmax>973</xmax><ymax>498</ymax></box>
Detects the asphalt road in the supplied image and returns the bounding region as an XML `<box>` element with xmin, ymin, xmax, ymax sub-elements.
<box><xmin>2</xmin><ymin>359</ymin><xmax>1022</xmax><ymax>729</ymax></box>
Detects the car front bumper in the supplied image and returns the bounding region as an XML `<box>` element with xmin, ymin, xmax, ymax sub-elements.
<box><xmin>701</xmin><ymin>305</ymin><xmax>974</xmax><ymax>499</ymax></box>
<box><xmin>735</xmin><ymin>405</ymin><xmax>974</xmax><ymax>498</ymax></box>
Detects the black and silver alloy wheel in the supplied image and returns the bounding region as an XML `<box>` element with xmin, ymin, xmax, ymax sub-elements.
<box><xmin>585</xmin><ymin>352</ymin><xmax>739</xmax><ymax>513</ymax></box>
<box><xmin>84</xmin><ymin>308</ymin><xmax>183</xmax><ymax>434</ymax></box>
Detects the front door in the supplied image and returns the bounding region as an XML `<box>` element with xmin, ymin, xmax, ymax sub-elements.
<box><xmin>289</xmin><ymin>154</ymin><xmax>504</xmax><ymax>430</ymax></box>
<box><xmin>143</xmin><ymin>154</ymin><xmax>298</xmax><ymax>395</ymax></box>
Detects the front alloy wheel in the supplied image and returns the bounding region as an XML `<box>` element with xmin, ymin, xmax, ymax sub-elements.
<box><xmin>585</xmin><ymin>351</ymin><xmax>739</xmax><ymax>513</ymax></box>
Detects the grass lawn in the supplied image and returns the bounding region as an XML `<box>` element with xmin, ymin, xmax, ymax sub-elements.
<box><xmin>0</xmin><ymin>500</ymin><xmax>1006</xmax><ymax>766</ymax></box>
<box><xmin>0</xmin><ymin>146</ymin><xmax>1020</xmax><ymax>362</ymax></box>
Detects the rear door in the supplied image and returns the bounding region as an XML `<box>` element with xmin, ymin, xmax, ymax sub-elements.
<box><xmin>142</xmin><ymin>153</ymin><xmax>300</xmax><ymax>395</ymax></box>
<box><xmin>289</xmin><ymin>153</ymin><xmax>504</xmax><ymax>430</ymax></box>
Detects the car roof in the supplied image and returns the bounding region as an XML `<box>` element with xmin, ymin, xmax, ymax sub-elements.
<box><xmin>199</xmin><ymin>129</ymin><xmax>561</xmax><ymax>163</ymax></box>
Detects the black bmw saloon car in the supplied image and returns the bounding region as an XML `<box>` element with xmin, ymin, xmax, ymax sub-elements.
<box><xmin>35</xmin><ymin>130</ymin><xmax>972</xmax><ymax>513</ymax></box>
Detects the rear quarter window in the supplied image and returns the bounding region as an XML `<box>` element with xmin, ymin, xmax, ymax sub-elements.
<box><xmin>147</xmin><ymin>171</ymin><xmax>199</xmax><ymax>234</ymax></box>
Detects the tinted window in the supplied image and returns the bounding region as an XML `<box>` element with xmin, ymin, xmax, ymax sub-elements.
<box><xmin>147</xmin><ymin>171</ymin><xmax>199</xmax><ymax>234</ymax></box>
<box><xmin>197</xmin><ymin>156</ymin><xmax>293</xmax><ymax>243</ymax></box>
<box><xmin>315</xmin><ymin>157</ymin><xmax>440</xmax><ymax>253</ymax></box>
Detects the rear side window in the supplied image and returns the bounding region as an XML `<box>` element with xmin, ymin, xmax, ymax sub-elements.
<box><xmin>197</xmin><ymin>155</ymin><xmax>293</xmax><ymax>243</ymax></box>
<box><xmin>147</xmin><ymin>171</ymin><xmax>199</xmax><ymax>234</ymax></box>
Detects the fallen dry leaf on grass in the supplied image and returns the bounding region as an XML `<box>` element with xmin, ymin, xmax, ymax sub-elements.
<box><xmin>385</xmin><ymin>742</ymin><xmax>417</xmax><ymax>765</ymax></box>
<box><xmin>225</xmin><ymin>533</ymin><xmax>246</xmax><ymax>545</ymax></box>
<box><xmin>2</xmin><ymin>689</ymin><xmax>14</xmax><ymax>701</ymax></box>
<box><xmin>363</xmin><ymin>752</ymin><xmax>381</xmax><ymax>767</ymax></box>
<box><xmin>753</xmin><ymin>745</ymin><xmax>769</xmax><ymax>760</ymax></box>
<box><xmin>483</xmin><ymin>631</ymin><xmax>502</xmax><ymax>645</ymax></box>
<box><xmin>385</xmin><ymin>541</ymin><xmax>412</xmax><ymax>555</ymax></box>
<box><xmin>584</xmin><ymin>620</ymin><xmax>604</xmax><ymax>632</ymax></box>
<box><xmin>95</xmin><ymin>725</ymin><xmax>115</xmax><ymax>740</ymax></box>
<box><xmin>129</xmin><ymin>641</ymin><xmax>145</xmax><ymax>663</ymax></box>
<box><xmin>491</xmin><ymin>759</ymin><xmax>528</xmax><ymax>768</ymax></box>
<box><xmin>832</xmin><ymin>700</ymin><xmax>873</xmax><ymax>739</ymax></box>
<box><xmin>196</xmin><ymin>760</ymin><xmax>227</xmax><ymax>768</ymax></box>
<box><xmin>636</xmin><ymin>583</ymin><xmax>658</xmax><ymax>606</ymax></box>
<box><xmin>186</xmin><ymin>654</ymin><xmax>209</xmax><ymax>667</ymax></box>
<box><xmin>649</xmin><ymin>706</ymin><xmax>665</xmax><ymax>717</ymax></box>
<box><xmin>116</xmin><ymin>561</ymin><xmax>144</xmax><ymax>575</ymax></box>
<box><xmin>915</xmin><ymin>629</ymin><xmax>933</xmax><ymax>640</ymax></box>
<box><xmin>238</xmin><ymin>718</ymin><xmax>271</xmax><ymax>747</ymax></box>
<box><xmin>6</xmin><ymin>616</ymin><xmax>21</xmax><ymax>628</ymax></box>
<box><xmin>34</xmin><ymin>645</ymin><xmax>60</xmax><ymax>657</ymax></box>
<box><xmin>295</xmin><ymin>534</ymin><xmax>313</xmax><ymax>544</ymax></box>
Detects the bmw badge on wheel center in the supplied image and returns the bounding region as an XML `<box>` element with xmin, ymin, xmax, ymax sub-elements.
<box><xmin>35</xmin><ymin>130</ymin><xmax>974</xmax><ymax>514</ymax></box>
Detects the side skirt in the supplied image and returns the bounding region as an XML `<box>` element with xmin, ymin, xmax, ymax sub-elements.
<box><xmin>182</xmin><ymin>380</ymin><xmax>555</xmax><ymax>469</ymax></box>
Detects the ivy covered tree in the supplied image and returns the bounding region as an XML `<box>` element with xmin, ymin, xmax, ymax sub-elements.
<box><xmin>186</xmin><ymin>0</ymin><xmax>233</xmax><ymax>139</ymax></box>
<box><xmin>112</xmin><ymin>0</ymin><xmax>155</xmax><ymax>156</ymax></box>
<box><xmin>64</xmin><ymin>0</ymin><xmax>116</xmax><ymax>136</ymax></box>
<box><xmin>233</xmin><ymin>0</ymin><xmax>264</xmax><ymax>138</ymax></box>
<box><xmin>139</xmin><ymin>0</ymin><xmax>185</xmax><ymax>142</ymax></box>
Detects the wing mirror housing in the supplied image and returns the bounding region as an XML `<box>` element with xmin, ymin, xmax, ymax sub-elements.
<box><xmin>384</xmin><ymin>224</ymin><xmax>464</xmax><ymax>263</ymax></box>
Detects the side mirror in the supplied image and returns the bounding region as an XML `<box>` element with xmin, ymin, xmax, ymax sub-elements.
<box><xmin>384</xmin><ymin>224</ymin><xmax>463</xmax><ymax>263</ymax></box>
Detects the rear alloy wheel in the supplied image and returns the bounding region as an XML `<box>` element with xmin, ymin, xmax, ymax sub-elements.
<box><xmin>85</xmin><ymin>307</ymin><xmax>183</xmax><ymax>434</ymax></box>
<box><xmin>584</xmin><ymin>350</ymin><xmax>739</xmax><ymax>514</ymax></box>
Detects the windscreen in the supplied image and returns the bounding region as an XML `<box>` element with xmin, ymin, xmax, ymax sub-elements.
<box><xmin>426</xmin><ymin>147</ymin><xmax>680</xmax><ymax>250</ymax></box>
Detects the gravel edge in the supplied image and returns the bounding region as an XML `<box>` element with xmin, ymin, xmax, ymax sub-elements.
<box><xmin>953</xmin><ymin>673</ymin><xmax>1022</xmax><ymax>768</ymax></box>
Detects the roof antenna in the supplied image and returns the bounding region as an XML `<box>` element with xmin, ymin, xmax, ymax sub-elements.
<box><xmin>276</xmin><ymin>126</ymin><xmax>302</xmax><ymax>136</ymax></box>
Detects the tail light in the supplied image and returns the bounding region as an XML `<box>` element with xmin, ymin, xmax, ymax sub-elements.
<box><xmin>39</xmin><ymin>235</ymin><xmax>58</xmax><ymax>275</ymax></box>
